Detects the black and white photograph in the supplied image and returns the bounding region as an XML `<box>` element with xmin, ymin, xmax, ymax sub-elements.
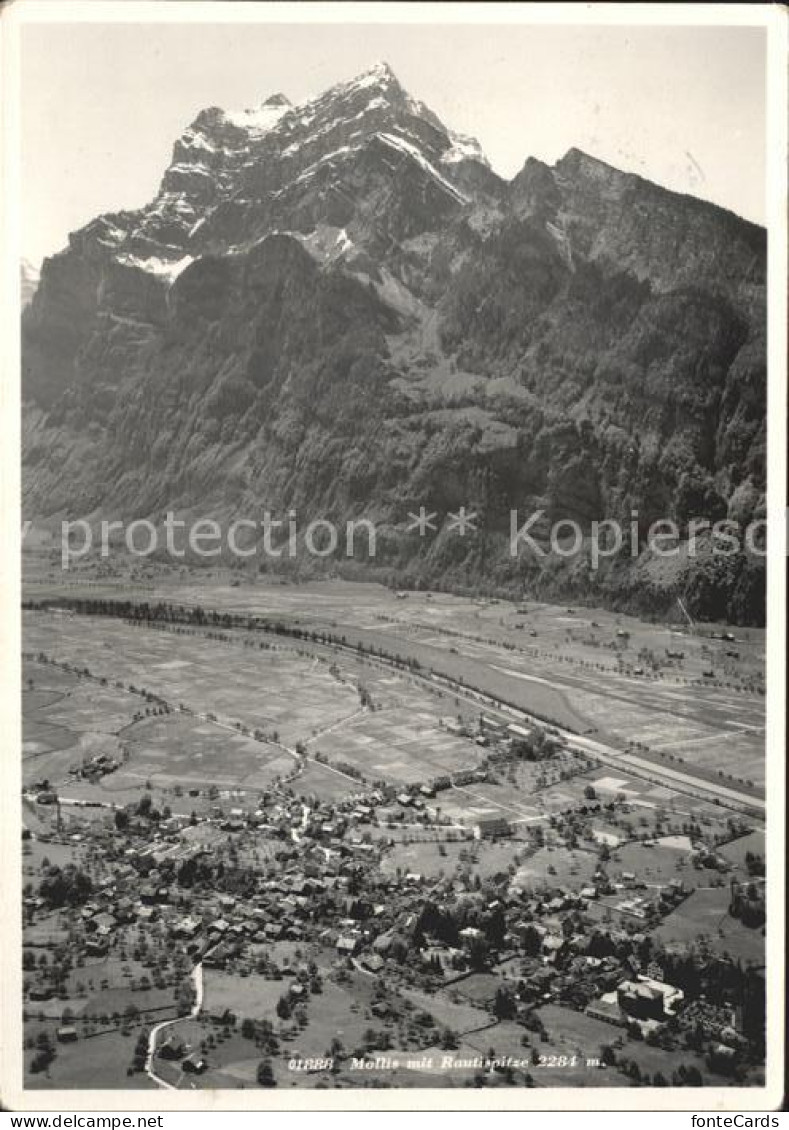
<box><xmin>1</xmin><ymin>0</ymin><xmax>786</xmax><ymax>1114</ymax></box>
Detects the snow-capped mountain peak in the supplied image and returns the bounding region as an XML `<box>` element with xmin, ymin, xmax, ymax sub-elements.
<box><xmin>56</xmin><ymin>64</ymin><xmax>501</xmax><ymax>290</ymax></box>
<box><xmin>348</xmin><ymin>59</ymin><xmax>399</xmax><ymax>88</ymax></box>
<box><xmin>70</xmin><ymin>63</ymin><xmax>491</xmax><ymax>293</ymax></box>
<box><xmin>22</xmin><ymin>65</ymin><xmax>767</xmax><ymax>633</ymax></box>
<box><xmin>223</xmin><ymin>97</ymin><xmax>292</xmax><ymax>135</ymax></box>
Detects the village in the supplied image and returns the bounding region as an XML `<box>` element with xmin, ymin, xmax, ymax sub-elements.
<box><xmin>22</xmin><ymin>699</ymin><xmax>766</xmax><ymax>1092</ymax></box>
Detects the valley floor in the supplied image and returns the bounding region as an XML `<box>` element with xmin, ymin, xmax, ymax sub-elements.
<box><xmin>19</xmin><ymin>565</ymin><xmax>768</xmax><ymax>1092</ymax></box>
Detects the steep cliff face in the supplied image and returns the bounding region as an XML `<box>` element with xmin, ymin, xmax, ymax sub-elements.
<box><xmin>22</xmin><ymin>63</ymin><xmax>766</xmax><ymax>622</ymax></box>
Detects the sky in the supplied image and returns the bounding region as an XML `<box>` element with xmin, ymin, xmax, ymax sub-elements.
<box><xmin>20</xmin><ymin>20</ymin><xmax>767</xmax><ymax>266</ymax></box>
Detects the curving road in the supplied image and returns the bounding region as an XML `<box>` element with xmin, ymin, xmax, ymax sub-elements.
<box><xmin>145</xmin><ymin>961</ymin><xmax>204</xmax><ymax>1090</ymax></box>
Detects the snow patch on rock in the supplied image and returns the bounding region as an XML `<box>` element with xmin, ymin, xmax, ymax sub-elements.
<box><xmin>223</xmin><ymin>100</ymin><xmax>291</xmax><ymax>137</ymax></box>
<box><xmin>118</xmin><ymin>253</ymin><xmax>196</xmax><ymax>283</ymax></box>
<box><xmin>441</xmin><ymin>131</ymin><xmax>489</xmax><ymax>168</ymax></box>
<box><xmin>376</xmin><ymin>132</ymin><xmax>469</xmax><ymax>205</ymax></box>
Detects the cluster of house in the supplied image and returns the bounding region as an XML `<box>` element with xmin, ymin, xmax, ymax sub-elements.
<box><xmin>611</xmin><ymin>875</ymin><xmax>687</xmax><ymax>921</ymax></box>
<box><xmin>158</xmin><ymin>1033</ymin><xmax>206</xmax><ymax>1075</ymax></box>
<box><xmin>442</xmin><ymin>714</ymin><xmax>535</xmax><ymax>749</ymax></box>
<box><xmin>27</xmin><ymin>768</ymin><xmax>700</xmax><ymax>982</ymax></box>
<box><xmin>25</xmin><ymin>789</ymin><xmax>675</xmax><ymax>997</ymax></box>
<box><xmin>68</xmin><ymin>753</ymin><xmax>119</xmax><ymax>781</ymax></box>
<box><xmin>584</xmin><ymin>973</ymin><xmax>750</xmax><ymax>1071</ymax></box>
<box><xmin>23</xmin><ymin>724</ymin><xmax>762</xmax><ymax>1086</ymax></box>
<box><xmin>585</xmin><ymin>971</ymin><xmax>685</xmax><ymax>1034</ymax></box>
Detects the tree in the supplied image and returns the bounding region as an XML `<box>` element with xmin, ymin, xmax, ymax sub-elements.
<box><xmin>600</xmin><ymin>1044</ymin><xmax>617</xmax><ymax>1067</ymax></box>
<box><xmin>440</xmin><ymin>1027</ymin><xmax>458</xmax><ymax>1050</ymax></box>
<box><xmin>467</xmin><ymin>933</ymin><xmax>490</xmax><ymax>971</ymax></box>
<box><xmin>521</xmin><ymin>923</ymin><xmax>543</xmax><ymax>958</ymax></box>
<box><xmin>39</xmin><ymin>865</ymin><xmax>92</xmax><ymax>908</ymax></box>
<box><xmin>493</xmin><ymin>986</ymin><xmax>517</xmax><ymax>1020</ymax></box>
<box><xmin>30</xmin><ymin>1049</ymin><xmax>55</xmax><ymax>1075</ymax></box>
<box><xmin>256</xmin><ymin>1058</ymin><xmax>276</xmax><ymax>1087</ymax></box>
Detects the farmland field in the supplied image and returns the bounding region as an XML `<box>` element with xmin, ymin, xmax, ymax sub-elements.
<box><xmin>23</xmin><ymin>571</ymin><xmax>766</xmax><ymax>800</ymax></box>
<box><xmin>534</xmin><ymin>1005</ymin><xmax>714</xmax><ymax>1086</ymax></box>
<box><xmin>315</xmin><ymin>707</ymin><xmax>480</xmax><ymax>786</ymax></box>
<box><xmin>718</xmin><ymin>831</ymin><xmax>765</xmax><ymax>867</ymax></box>
<box><xmin>120</xmin><ymin>715</ymin><xmax>295</xmax><ymax>792</ymax></box>
<box><xmin>514</xmin><ymin>846</ymin><xmax>598</xmax><ymax>889</ymax></box>
<box><xmin>22</xmin><ymin>610</ymin><xmax>505</xmax><ymax>809</ymax></box>
<box><xmin>202</xmin><ymin>970</ymin><xmax>288</xmax><ymax>1020</ymax></box>
<box><xmin>23</xmin><ymin>666</ymin><xmax>142</xmax><ymax>786</ymax></box>
<box><xmin>653</xmin><ymin>887</ymin><xmax>765</xmax><ymax>965</ymax></box>
<box><xmin>26</xmin><ymin>1029</ymin><xmax>157</xmax><ymax>1090</ymax></box>
<box><xmin>24</xmin><ymin>613</ymin><xmax>361</xmax><ymax>747</ymax></box>
<box><xmin>379</xmin><ymin>837</ymin><xmax>528</xmax><ymax>880</ymax></box>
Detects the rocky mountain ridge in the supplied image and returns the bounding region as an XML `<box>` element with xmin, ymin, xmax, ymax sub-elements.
<box><xmin>22</xmin><ymin>63</ymin><xmax>766</xmax><ymax>622</ymax></box>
